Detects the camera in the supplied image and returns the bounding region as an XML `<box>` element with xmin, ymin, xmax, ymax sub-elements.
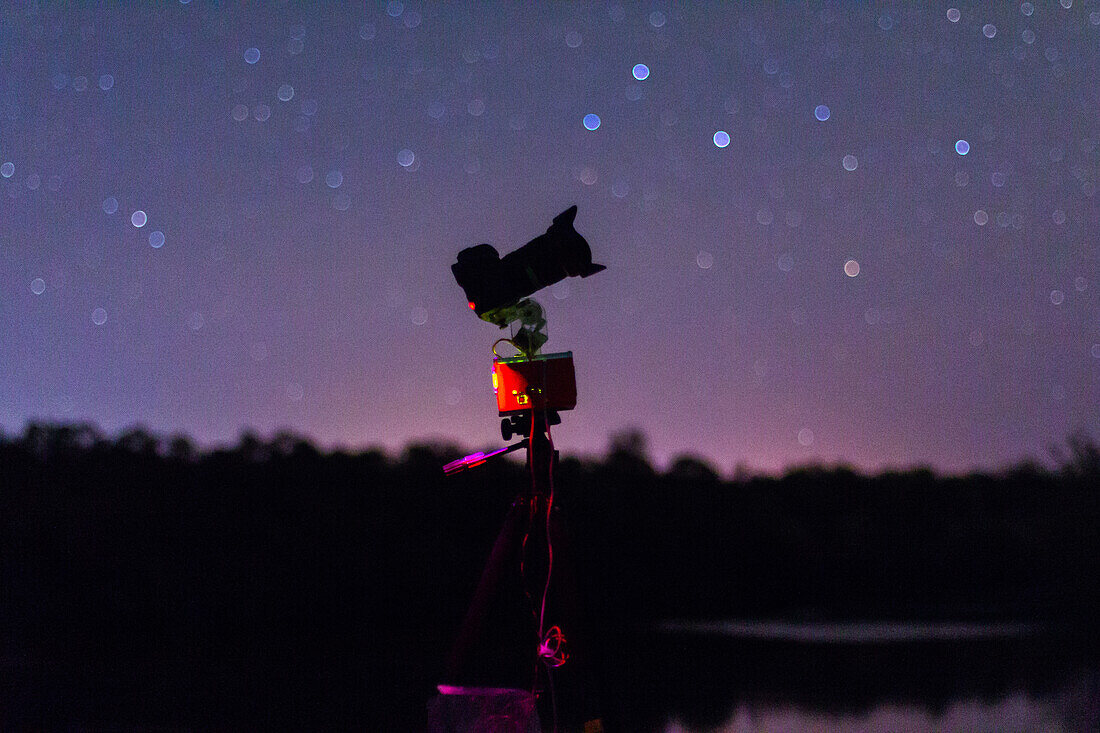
<box><xmin>451</xmin><ymin>205</ymin><xmax>605</xmax><ymax>327</ymax></box>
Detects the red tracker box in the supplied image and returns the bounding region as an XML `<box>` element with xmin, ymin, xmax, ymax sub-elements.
<box><xmin>492</xmin><ymin>351</ymin><xmax>577</xmax><ymax>416</ymax></box>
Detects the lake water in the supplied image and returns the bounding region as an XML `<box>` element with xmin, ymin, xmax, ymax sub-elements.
<box><xmin>5</xmin><ymin>618</ymin><xmax>1096</xmax><ymax>730</ymax></box>
<box><xmin>658</xmin><ymin>619</ymin><xmax>1039</xmax><ymax>643</ymax></box>
<box><xmin>599</xmin><ymin>620</ymin><xmax>1100</xmax><ymax>732</ymax></box>
<box><xmin>666</xmin><ymin>689</ymin><xmax>1090</xmax><ymax>733</ymax></box>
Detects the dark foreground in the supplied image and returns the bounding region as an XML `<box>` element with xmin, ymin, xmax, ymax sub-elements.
<box><xmin>1</xmin><ymin>425</ymin><xmax>1098</xmax><ymax>730</ymax></box>
<box><xmin>4</xmin><ymin>621</ymin><xmax>1098</xmax><ymax>730</ymax></box>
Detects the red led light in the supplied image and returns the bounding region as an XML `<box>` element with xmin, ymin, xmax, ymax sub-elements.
<box><xmin>468</xmin><ymin>302</ymin><xmax>476</xmax><ymax>310</ymax></box>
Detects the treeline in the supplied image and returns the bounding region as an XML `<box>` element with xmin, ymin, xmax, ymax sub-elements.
<box><xmin>1</xmin><ymin>422</ymin><xmax>1097</xmax><ymax>730</ymax></box>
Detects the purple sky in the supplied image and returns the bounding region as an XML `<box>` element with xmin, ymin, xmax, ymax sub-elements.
<box><xmin>2</xmin><ymin>2</ymin><xmax>1098</xmax><ymax>474</ymax></box>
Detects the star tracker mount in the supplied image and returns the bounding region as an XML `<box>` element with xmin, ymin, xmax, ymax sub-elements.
<box><xmin>432</xmin><ymin>206</ymin><xmax>606</xmax><ymax>732</ymax></box>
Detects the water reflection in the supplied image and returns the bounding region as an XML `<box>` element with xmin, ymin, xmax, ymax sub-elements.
<box><xmin>669</xmin><ymin>684</ymin><xmax>1089</xmax><ymax>732</ymax></box>
<box><xmin>603</xmin><ymin>621</ymin><xmax>1100</xmax><ymax>732</ymax></box>
<box><xmin>659</xmin><ymin>619</ymin><xmax>1037</xmax><ymax>643</ymax></box>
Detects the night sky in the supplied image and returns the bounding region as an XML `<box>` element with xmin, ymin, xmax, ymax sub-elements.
<box><xmin>2</xmin><ymin>2</ymin><xmax>1098</xmax><ymax>474</ymax></box>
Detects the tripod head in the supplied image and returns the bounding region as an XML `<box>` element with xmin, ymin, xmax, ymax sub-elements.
<box><xmin>501</xmin><ymin>410</ymin><xmax>561</xmax><ymax>442</ymax></box>
<box><xmin>441</xmin><ymin>409</ymin><xmax>561</xmax><ymax>477</ymax></box>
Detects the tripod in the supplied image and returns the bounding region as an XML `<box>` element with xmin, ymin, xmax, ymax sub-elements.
<box><xmin>438</xmin><ymin>410</ymin><xmax>601</xmax><ymax>731</ymax></box>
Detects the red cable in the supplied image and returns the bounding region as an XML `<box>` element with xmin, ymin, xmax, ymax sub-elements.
<box><xmin>538</xmin><ymin>412</ymin><xmax>566</xmax><ymax>733</ymax></box>
<box><xmin>538</xmin><ymin>411</ymin><xmax>555</xmax><ymax>638</ymax></box>
<box><xmin>520</xmin><ymin>409</ymin><xmax>537</xmax><ymax>587</ymax></box>
<box><xmin>520</xmin><ymin>410</ymin><xmax>540</xmax><ymax>694</ymax></box>
<box><xmin>522</xmin><ymin>407</ymin><xmax>569</xmax><ymax>714</ymax></box>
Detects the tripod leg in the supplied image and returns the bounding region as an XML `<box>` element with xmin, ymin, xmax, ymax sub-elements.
<box><xmin>444</xmin><ymin>498</ymin><xmax>536</xmax><ymax>684</ymax></box>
